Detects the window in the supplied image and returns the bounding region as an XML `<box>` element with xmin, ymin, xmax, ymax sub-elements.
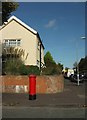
<box><xmin>37</xmin><ymin>60</ymin><xmax>40</xmax><ymax>66</ymax></box>
<box><xmin>4</xmin><ymin>40</ymin><xmax>9</xmax><ymax>46</ymax></box>
<box><xmin>37</xmin><ymin>41</ymin><xmax>40</xmax><ymax>50</ymax></box>
<box><xmin>17</xmin><ymin>40</ymin><xmax>21</xmax><ymax>46</ymax></box>
<box><xmin>4</xmin><ymin>39</ymin><xmax>21</xmax><ymax>47</ymax></box>
<box><xmin>9</xmin><ymin>40</ymin><xmax>16</xmax><ymax>46</ymax></box>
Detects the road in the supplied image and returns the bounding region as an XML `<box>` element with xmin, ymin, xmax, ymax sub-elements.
<box><xmin>2</xmin><ymin>106</ymin><xmax>85</xmax><ymax>118</ymax></box>
<box><xmin>2</xmin><ymin>79</ymin><xmax>86</xmax><ymax>119</ymax></box>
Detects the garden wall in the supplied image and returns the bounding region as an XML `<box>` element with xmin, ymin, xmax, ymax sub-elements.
<box><xmin>1</xmin><ymin>75</ymin><xmax>64</xmax><ymax>93</ymax></box>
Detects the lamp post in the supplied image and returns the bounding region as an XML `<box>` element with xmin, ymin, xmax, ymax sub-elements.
<box><xmin>81</xmin><ymin>36</ymin><xmax>86</xmax><ymax>56</ymax></box>
<box><xmin>76</xmin><ymin>36</ymin><xmax>86</xmax><ymax>86</ymax></box>
<box><xmin>75</xmin><ymin>38</ymin><xmax>79</xmax><ymax>86</ymax></box>
<box><xmin>77</xmin><ymin>63</ymin><xmax>79</xmax><ymax>86</ymax></box>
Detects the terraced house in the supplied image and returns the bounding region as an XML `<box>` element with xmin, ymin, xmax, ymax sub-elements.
<box><xmin>0</xmin><ymin>16</ymin><xmax>45</xmax><ymax>69</ymax></box>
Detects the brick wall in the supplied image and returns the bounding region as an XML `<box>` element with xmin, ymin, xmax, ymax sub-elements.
<box><xmin>0</xmin><ymin>75</ymin><xmax>64</xmax><ymax>93</ymax></box>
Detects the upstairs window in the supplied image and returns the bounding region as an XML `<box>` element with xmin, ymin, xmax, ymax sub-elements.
<box><xmin>17</xmin><ymin>40</ymin><xmax>21</xmax><ymax>46</ymax></box>
<box><xmin>5</xmin><ymin>40</ymin><xmax>9</xmax><ymax>46</ymax></box>
<box><xmin>4</xmin><ymin>39</ymin><xmax>21</xmax><ymax>47</ymax></box>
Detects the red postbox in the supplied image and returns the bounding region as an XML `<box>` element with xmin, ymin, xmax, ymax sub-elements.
<box><xmin>29</xmin><ymin>75</ymin><xmax>36</xmax><ymax>100</ymax></box>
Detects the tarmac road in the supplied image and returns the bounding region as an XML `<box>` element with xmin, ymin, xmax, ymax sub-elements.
<box><xmin>2</xmin><ymin>79</ymin><xmax>87</xmax><ymax>119</ymax></box>
<box><xmin>2</xmin><ymin>106</ymin><xmax>86</xmax><ymax>118</ymax></box>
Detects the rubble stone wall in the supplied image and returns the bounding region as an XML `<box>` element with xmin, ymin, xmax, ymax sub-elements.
<box><xmin>0</xmin><ymin>75</ymin><xmax>64</xmax><ymax>93</ymax></box>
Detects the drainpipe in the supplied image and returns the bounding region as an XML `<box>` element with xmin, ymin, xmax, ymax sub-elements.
<box><xmin>40</xmin><ymin>43</ymin><xmax>41</xmax><ymax>71</ymax></box>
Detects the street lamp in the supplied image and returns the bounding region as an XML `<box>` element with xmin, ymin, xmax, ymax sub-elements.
<box><xmin>81</xmin><ymin>37</ymin><xmax>86</xmax><ymax>39</ymax></box>
<box><xmin>76</xmin><ymin>36</ymin><xmax>86</xmax><ymax>86</ymax></box>
<box><xmin>81</xmin><ymin>36</ymin><xmax>86</xmax><ymax>56</ymax></box>
<box><xmin>77</xmin><ymin>62</ymin><xmax>79</xmax><ymax>86</ymax></box>
<box><xmin>77</xmin><ymin>36</ymin><xmax>86</xmax><ymax>86</ymax></box>
<box><xmin>75</xmin><ymin>39</ymin><xmax>79</xmax><ymax>86</ymax></box>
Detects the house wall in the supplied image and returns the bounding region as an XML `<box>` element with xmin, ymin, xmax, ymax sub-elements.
<box><xmin>0</xmin><ymin>31</ymin><xmax>2</xmax><ymax>57</ymax></box>
<box><xmin>0</xmin><ymin>20</ymin><xmax>40</xmax><ymax>66</ymax></box>
<box><xmin>36</xmin><ymin>37</ymin><xmax>44</xmax><ymax>67</ymax></box>
<box><xmin>41</xmin><ymin>45</ymin><xmax>44</xmax><ymax>65</ymax></box>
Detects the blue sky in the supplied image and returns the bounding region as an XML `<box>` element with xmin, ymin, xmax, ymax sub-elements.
<box><xmin>12</xmin><ymin>2</ymin><xmax>85</xmax><ymax>68</ymax></box>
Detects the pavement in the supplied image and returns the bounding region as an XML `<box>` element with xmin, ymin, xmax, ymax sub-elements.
<box><xmin>2</xmin><ymin>79</ymin><xmax>86</xmax><ymax>107</ymax></box>
<box><xmin>2</xmin><ymin>79</ymin><xmax>87</xmax><ymax>118</ymax></box>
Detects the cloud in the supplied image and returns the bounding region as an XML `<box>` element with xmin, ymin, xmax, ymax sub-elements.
<box><xmin>45</xmin><ymin>19</ymin><xmax>56</xmax><ymax>28</ymax></box>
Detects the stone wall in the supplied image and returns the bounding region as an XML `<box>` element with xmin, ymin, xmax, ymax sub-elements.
<box><xmin>0</xmin><ymin>75</ymin><xmax>64</xmax><ymax>93</ymax></box>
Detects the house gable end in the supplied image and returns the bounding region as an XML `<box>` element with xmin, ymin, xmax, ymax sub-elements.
<box><xmin>0</xmin><ymin>16</ymin><xmax>37</xmax><ymax>35</ymax></box>
<box><xmin>0</xmin><ymin>16</ymin><xmax>45</xmax><ymax>49</ymax></box>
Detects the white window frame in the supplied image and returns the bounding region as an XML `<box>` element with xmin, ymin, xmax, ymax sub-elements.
<box><xmin>4</xmin><ymin>39</ymin><xmax>21</xmax><ymax>47</ymax></box>
<box><xmin>37</xmin><ymin>60</ymin><xmax>40</xmax><ymax>66</ymax></box>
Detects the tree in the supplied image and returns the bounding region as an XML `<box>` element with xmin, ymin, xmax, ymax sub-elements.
<box><xmin>44</xmin><ymin>51</ymin><xmax>56</xmax><ymax>67</ymax></box>
<box><xmin>73</xmin><ymin>61</ymin><xmax>78</xmax><ymax>73</ymax></box>
<box><xmin>79</xmin><ymin>56</ymin><xmax>87</xmax><ymax>73</ymax></box>
<box><xmin>42</xmin><ymin>51</ymin><xmax>63</xmax><ymax>75</ymax></box>
<box><xmin>73</xmin><ymin>62</ymin><xmax>78</xmax><ymax>69</ymax></box>
<box><xmin>73</xmin><ymin>56</ymin><xmax>87</xmax><ymax>74</ymax></box>
<box><xmin>2</xmin><ymin>2</ymin><xmax>19</xmax><ymax>24</ymax></box>
<box><xmin>57</xmin><ymin>62</ymin><xmax>63</xmax><ymax>71</ymax></box>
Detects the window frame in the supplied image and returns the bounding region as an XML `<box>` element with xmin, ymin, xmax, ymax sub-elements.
<box><xmin>4</xmin><ymin>39</ymin><xmax>21</xmax><ymax>47</ymax></box>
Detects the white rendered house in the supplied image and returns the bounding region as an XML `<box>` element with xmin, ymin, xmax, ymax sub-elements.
<box><xmin>0</xmin><ymin>16</ymin><xmax>45</xmax><ymax>69</ymax></box>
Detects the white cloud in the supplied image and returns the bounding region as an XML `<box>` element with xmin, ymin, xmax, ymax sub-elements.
<box><xmin>45</xmin><ymin>19</ymin><xmax>56</xmax><ymax>28</ymax></box>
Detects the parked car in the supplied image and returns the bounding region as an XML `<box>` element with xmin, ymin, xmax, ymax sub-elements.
<box><xmin>69</xmin><ymin>73</ymin><xmax>84</xmax><ymax>83</ymax></box>
<box><xmin>63</xmin><ymin>72</ymin><xmax>68</xmax><ymax>79</ymax></box>
<box><xmin>83</xmin><ymin>73</ymin><xmax>87</xmax><ymax>82</ymax></box>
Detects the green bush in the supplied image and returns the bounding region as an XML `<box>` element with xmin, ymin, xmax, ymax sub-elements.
<box><xmin>19</xmin><ymin>65</ymin><xmax>40</xmax><ymax>75</ymax></box>
<box><xmin>3</xmin><ymin>58</ymin><xmax>24</xmax><ymax>75</ymax></box>
<box><xmin>18</xmin><ymin>64</ymin><xmax>28</xmax><ymax>75</ymax></box>
<box><xmin>2</xmin><ymin>47</ymin><xmax>29</xmax><ymax>75</ymax></box>
<box><xmin>42</xmin><ymin>65</ymin><xmax>62</xmax><ymax>75</ymax></box>
<box><xmin>4</xmin><ymin>59</ymin><xmax>40</xmax><ymax>75</ymax></box>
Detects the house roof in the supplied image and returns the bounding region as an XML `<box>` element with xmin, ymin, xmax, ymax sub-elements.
<box><xmin>1</xmin><ymin>15</ymin><xmax>45</xmax><ymax>49</ymax></box>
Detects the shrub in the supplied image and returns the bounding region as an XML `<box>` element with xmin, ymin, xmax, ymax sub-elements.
<box><xmin>3</xmin><ymin>58</ymin><xmax>24</xmax><ymax>75</ymax></box>
<box><xmin>2</xmin><ymin>47</ymin><xmax>29</xmax><ymax>75</ymax></box>
<box><xmin>18</xmin><ymin>64</ymin><xmax>28</xmax><ymax>75</ymax></box>
<box><xmin>4</xmin><ymin>60</ymin><xmax>40</xmax><ymax>75</ymax></box>
<box><xmin>42</xmin><ymin>64</ymin><xmax>62</xmax><ymax>75</ymax></box>
<box><xmin>19</xmin><ymin>65</ymin><xmax>40</xmax><ymax>75</ymax></box>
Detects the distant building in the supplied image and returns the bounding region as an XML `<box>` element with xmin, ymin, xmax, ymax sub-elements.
<box><xmin>67</xmin><ymin>69</ymin><xmax>74</xmax><ymax>77</ymax></box>
<box><xmin>62</xmin><ymin>68</ymin><xmax>74</xmax><ymax>77</ymax></box>
<box><xmin>0</xmin><ymin>16</ymin><xmax>45</xmax><ymax>69</ymax></box>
